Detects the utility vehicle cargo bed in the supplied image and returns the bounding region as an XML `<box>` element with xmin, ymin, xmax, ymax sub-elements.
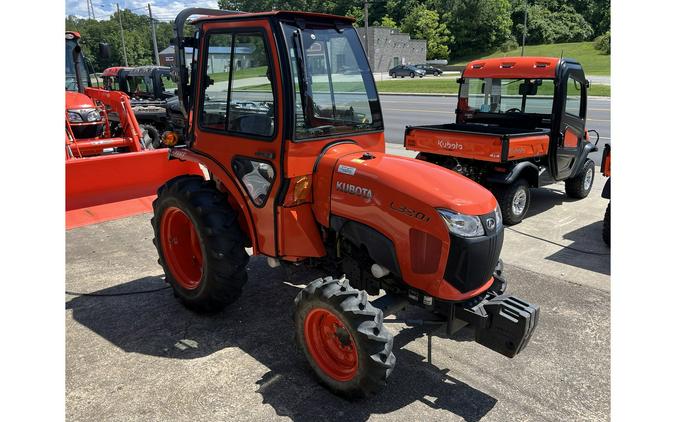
<box><xmin>404</xmin><ymin>123</ymin><xmax>550</xmax><ymax>163</ymax></box>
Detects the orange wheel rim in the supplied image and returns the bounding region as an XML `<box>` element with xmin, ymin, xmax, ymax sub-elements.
<box><xmin>160</xmin><ymin>207</ymin><xmax>203</xmax><ymax>289</ymax></box>
<box><xmin>304</xmin><ymin>308</ymin><xmax>358</xmax><ymax>381</ymax></box>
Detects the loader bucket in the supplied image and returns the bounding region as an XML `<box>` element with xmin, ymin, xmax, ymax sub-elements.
<box><xmin>66</xmin><ymin>149</ymin><xmax>203</xmax><ymax>229</ymax></box>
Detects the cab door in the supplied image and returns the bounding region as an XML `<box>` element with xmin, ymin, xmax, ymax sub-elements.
<box><xmin>555</xmin><ymin>67</ymin><xmax>587</xmax><ymax>180</ymax></box>
<box><xmin>191</xmin><ymin>19</ymin><xmax>284</xmax><ymax>256</ymax></box>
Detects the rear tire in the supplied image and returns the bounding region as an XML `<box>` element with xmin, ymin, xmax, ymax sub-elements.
<box><xmin>493</xmin><ymin>178</ymin><xmax>530</xmax><ymax>225</ymax></box>
<box><xmin>565</xmin><ymin>159</ymin><xmax>595</xmax><ymax>199</ymax></box>
<box><xmin>602</xmin><ymin>202</ymin><xmax>610</xmax><ymax>246</ymax></box>
<box><xmin>391</xmin><ymin>73</ymin><xmax>396</xmax><ymax>78</ymax></box>
<box><xmin>294</xmin><ymin>276</ymin><xmax>395</xmax><ymax>398</ymax></box>
<box><xmin>140</xmin><ymin>123</ymin><xmax>161</xmax><ymax>149</ymax></box>
<box><xmin>151</xmin><ymin>175</ymin><xmax>249</xmax><ymax>312</ymax></box>
<box><xmin>410</xmin><ymin>72</ymin><xmax>415</xmax><ymax>78</ymax></box>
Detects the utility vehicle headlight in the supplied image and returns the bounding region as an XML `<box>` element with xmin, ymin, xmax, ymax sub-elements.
<box><xmin>437</xmin><ymin>209</ymin><xmax>485</xmax><ymax>238</ymax></box>
<box><xmin>86</xmin><ymin>110</ymin><xmax>101</xmax><ymax>122</ymax></box>
<box><xmin>67</xmin><ymin>111</ymin><xmax>83</xmax><ymax>123</ymax></box>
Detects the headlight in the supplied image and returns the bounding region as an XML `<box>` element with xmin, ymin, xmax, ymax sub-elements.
<box><xmin>437</xmin><ymin>209</ymin><xmax>485</xmax><ymax>238</ymax></box>
<box><xmin>86</xmin><ymin>110</ymin><xmax>101</xmax><ymax>122</ymax></box>
<box><xmin>67</xmin><ymin>111</ymin><xmax>83</xmax><ymax>123</ymax></box>
<box><xmin>495</xmin><ymin>204</ymin><xmax>503</xmax><ymax>229</ymax></box>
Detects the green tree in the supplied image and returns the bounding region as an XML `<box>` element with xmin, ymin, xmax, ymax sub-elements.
<box><xmin>443</xmin><ymin>0</ymin><xmax>512</xmax><ymax>58</ymax></box>
<box><xmin>400</xmin><ymin>4</ymin><xmax>451</xmax><ymax>60</ymax></box>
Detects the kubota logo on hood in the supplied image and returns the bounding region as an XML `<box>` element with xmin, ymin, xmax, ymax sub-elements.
<box><xmin>438</xmin><ymin>139</ymin><xmax>463</xmax><ymax>150</ymax></box>
<box><xmin>336</xmin><ymin>181</ymin><xmax>372</xmax><ymax>199</ymax></box>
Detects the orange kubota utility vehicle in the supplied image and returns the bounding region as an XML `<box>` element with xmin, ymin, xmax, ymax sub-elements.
<box><xmin>405</xmin><ymin>57</ymin><xmax>600</xmax><ymax>224</ymax></box>
<box><xmin>152</xmin><ymin>9</ymin><xmax>539</xmax><ymax>398</ymax></box>
<box><xmin>65</xmin><ymin>31</ymin><xmax>201</xmax><ymax>229</ymax></box>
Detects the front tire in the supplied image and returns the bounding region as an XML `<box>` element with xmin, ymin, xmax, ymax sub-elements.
<box><xmin>494</xmin><ymin>178</ymin><xmax>530</xmax><ymax>225</ymax></box>
<box><xmin>294</xmin><ymin>277</ymin><xmax>395</xmax><ymax>398</ymax></box>
<box><xmin>565</xmin><ymin>159</ymin><xmax>595</xmax><ymax>199</ymax></box>
<box><xmin>151</xmin><ymin>175</ymin><xmax>249</xmax><ymax>312</ymax></box>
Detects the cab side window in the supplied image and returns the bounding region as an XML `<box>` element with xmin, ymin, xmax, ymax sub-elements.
<box><xmin>565</xmin><ymin>76</ymin><xmax>583</xmax><ymax>117</ymax></box>
<box><xmin>200</xmin><ymin>31</ymin><xmax>275</xmax><ymax>138</ymax></box>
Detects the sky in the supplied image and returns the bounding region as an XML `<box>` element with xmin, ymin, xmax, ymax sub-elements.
<box><xmin>65</xmin><ymin>0</ymin><xmax>220</xmax><ymax>22</ymax></box>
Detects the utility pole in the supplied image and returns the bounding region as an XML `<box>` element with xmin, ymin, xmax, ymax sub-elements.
<box><xmin>364</xmin><ymin>1</ymin><xmax>369</xmax><ymax>64</ymax></box>
<box><xmin>521</xmin><ymin>0</ymin><xmax>528</xmax><ymax>56</ymax></box>
<box><xmin>148</xmin><ymin>3</ymin><xmax>160</xmax><ymax>65</ymax></box>
<box><xmin>86</xmin><ymin>0</ymin><xmax>91</xmax><ymax>19</ymax></box>
<box><xmin>116</xmin><ymin>3</ymin><xmax>129</xmax><ymax>66</ymax></box>
<box><xmin>90</xmin><ymin>0</ymin><xmax>96</xmax><ymax>19</ymax></box>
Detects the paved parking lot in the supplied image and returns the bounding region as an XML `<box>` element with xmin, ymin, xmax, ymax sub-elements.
<box><xmin>66</xmin><ymin>162</ymin><xmax>610</xmax><ymax>422</ymax></box>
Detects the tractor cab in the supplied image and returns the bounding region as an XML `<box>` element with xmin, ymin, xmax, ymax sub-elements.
<box><xmin>101</xmin><ymin>66</ymin><xmax>131</xmax><ymax>92</ymax></box>
<box><xmin>456</xmin><ymin>57</ymin><xmax>592</xmax><ymax>180</ymax></box>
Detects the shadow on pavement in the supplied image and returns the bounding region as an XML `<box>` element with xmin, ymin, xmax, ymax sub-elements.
<box><xmin>546</xmin><ymin>221</ymin><xmax>610</xmax><ymax>275</ymax></box>
<box><xmin>524</xmin><ymin>187</ymin><xmax>567</xmax><ymax>219</ymax></box>
<box><xmin>66</xmin><ymin>261</ymin><xmax>497</xmax><ymax>421</ymax></box>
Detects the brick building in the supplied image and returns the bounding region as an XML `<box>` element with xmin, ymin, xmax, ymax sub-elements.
<box><xmin>355</xmin><ymin>27</ymin><xmax>427</xmax><ymax>73</ymax></box>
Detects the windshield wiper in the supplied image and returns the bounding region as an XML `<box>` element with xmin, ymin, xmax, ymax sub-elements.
<box><xmin>292</xmin><ymin>29</ymin><xmax>312</xmax><ymax>128</ymax></box>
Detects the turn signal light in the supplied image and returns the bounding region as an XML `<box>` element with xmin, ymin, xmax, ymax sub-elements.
<box><xmin>161</xmin><ymin>131</ymin><xmax>179</xmax><ymax>147</ymax></box>
<box><xmin>284</xmin><ymin>175</ymin><xmax>312</xmax><ymax>206</ymax></box>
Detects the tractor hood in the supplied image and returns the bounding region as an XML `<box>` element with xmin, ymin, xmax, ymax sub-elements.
<box><xmin>66</xmin><ymin>91</ymin><xmax>96</xmax><ymax>110</ymax></box>
<box><xmin>312</xmin><ymin>145</ymin><xmax>501</xmax><ymax>301</ymax></box>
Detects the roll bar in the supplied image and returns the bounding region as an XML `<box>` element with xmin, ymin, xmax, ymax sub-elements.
<box><xmin>172</xmin><ymin>8</ymin><xmax>243</xmax><ymax>121</ymax></box>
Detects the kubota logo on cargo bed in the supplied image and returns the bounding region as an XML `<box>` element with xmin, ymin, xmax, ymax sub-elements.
<box><xmin>438</xmin><ymin>139</ymin><xmax>464</xmax><ymax>150</ymax></box>
<box><xmin>336</xmin><ymin>181</ymin><xmax>372</xmax><ymax>199</ymax></box>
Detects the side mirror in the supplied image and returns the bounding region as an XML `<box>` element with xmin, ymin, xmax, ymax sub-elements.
<box><xmin>99</xmin><ymin>43</ymin><xmax>111</xmax><ymax>59</ymax></box>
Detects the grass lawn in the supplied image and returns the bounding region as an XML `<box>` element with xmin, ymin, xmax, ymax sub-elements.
<box><xmin>449</xmin><ymin>42</ymin><xmax>610</xmax><ymax>76</ymax></box>
<box><xmin>375</xmin><ymin>78</ymin><xmax>610</xmax><ymax>97</ymax></box>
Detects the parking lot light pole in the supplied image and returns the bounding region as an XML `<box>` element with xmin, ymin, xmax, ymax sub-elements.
<box><xmin>521</xmin><ymin>0</ymin><xmax>528</xmax><ymax>56</ymax></box>
<box><xmin>116</xmin><ymin>3</ymin><xmax>129</xmax><ymax>66</ymax></box>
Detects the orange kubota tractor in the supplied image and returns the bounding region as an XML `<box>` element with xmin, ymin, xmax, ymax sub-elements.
<box><xmin>151</xmin><ymin>9</ymin><xmax>540</xmax><ymax>398</ymax></box>
<box><xmin>65</xmin><ymin>31</ymin><xmax>201</xmax><ymax>229</ymax></box>
<box><xmin>404</xmin><ymin>57</ymin><xmax>600</xmax><ymax>224</ymax></box>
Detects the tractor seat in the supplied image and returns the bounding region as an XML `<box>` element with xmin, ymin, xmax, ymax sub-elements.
<box><xmin>236</xmin><ymin>115</ymin><xmax>273</xmax><ymax>137</ymax></box>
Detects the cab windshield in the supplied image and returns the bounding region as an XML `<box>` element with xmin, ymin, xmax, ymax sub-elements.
<box><xmin>461</xmin><ymin>77</ymin><xmax>556</xmax><ymax>115</ymax></box>
<box><xmin>65</xmin><ymin>39</ymin><xmax>89</xmax><ymax>91</ymax></box>
<box><xmin>281</xmin><ymin>22</ymin><xmax>383</xmax><ymax>140</ymax></box>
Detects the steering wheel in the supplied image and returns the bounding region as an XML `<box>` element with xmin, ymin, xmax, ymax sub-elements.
<box><xmin>505</xmin><ymin>107</ymin><xmax>522</xmax><ymax>113</ymax></box>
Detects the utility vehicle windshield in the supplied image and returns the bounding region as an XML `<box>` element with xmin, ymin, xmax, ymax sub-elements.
<box><xmin>281</xmin><ymin>22</ymin><xmax>383</xmax><ymax>140</ymax></box>
<box><xmin>460</xmin><ymin>78</ymin><xmax>558</xmax><ymax>115</ymax></box>
<box><xmin>65</xmin><ymin>38</ymin><xmax>89</xmax><ymax>92</ymax></box>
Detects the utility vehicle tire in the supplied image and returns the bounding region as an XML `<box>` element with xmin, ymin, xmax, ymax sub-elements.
<box><xmin>140</xmin><ymin>124</ymin><xmax>161</xmax><ymax>149</ymax></box>
<box><xmin>151</xmin><ymin>175</ymin><xmax>249</xmax><ymax>312</ymax></box>
<box><xmin>391</xmin><ymin>73</ymin><xmax>396</xmax><ymax>78</ymax></box>
<box><xmin>294</xmin><ymin>276</ymin><xmax>395</xmax><ymax>398</ymax></box>
<box><xmin>565</xmin><ymin>159</ymin><xmax>595</xmax><ymax>199</ymax></box>
<box><xmin>493</xmin><ymin>178</ymin><xmax>530</xmax><ymax>225</ymax></box>
<box><xmin>603</xmin><ymin>202</ymin><xmax>610</xmax><ymax>246</ymax></box>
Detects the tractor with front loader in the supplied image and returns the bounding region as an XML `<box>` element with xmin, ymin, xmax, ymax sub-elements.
<box><xmin>152</xmin><ymin>9</ymin><xmax>539</xmax><ymax>398</ymax></box>
<box><xmin>65</xmin><ymin>31</ymin><xmax>201</xmax><ymax>229</ymax></box>
<box><xmin>404</xmin><ymin>57</ymin><xmax>600</xmax><ymax>224</ymax></box>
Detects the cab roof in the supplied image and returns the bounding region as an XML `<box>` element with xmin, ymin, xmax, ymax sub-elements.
<box><xmin>102</xmin><ymin>67</ymin><xmax>132</xmax><ymax>77</ymax></box>
<box><xmin>463</xmin><ymin>57</ymin><xmax>561</xmax><ymax>79</ymax></box>
<box><xmin>192</xmin><ymin>10</ymin><xmax>355</xmax><ymax>25</ymax></box>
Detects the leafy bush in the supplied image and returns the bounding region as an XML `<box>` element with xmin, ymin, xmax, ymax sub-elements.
<box><xmin>499</xmin><ymin>36</ymin><xmax>519</xmax><ymax>53</ymax></box>
<box><xmin>594</xmin><ymin>31</ymin><xmax>611</xmax><ymax>54</ymax></box>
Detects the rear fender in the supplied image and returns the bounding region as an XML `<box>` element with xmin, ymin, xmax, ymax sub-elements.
<box><xmin>169</xmin><ymin>148</ymin><xmax>258</xmax><ymax>252</ymax></box>
<box><xmin>486</xmin><ymin>162</ymin><xmax>540</xmax><ymax>187</ymax></box>
<box><xmin>571</xmin><ymin>141</ymin><xmax>597</xmax><ymax>177</ymax></box>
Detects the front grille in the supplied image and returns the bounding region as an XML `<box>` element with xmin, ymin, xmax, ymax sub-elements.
<box><xmin>443</xmin><ymin>217</ymin><xmax>504</xmax><ymax>293</ymax></box>
<box><xmin>71</xmin><ymin>123</ymin><xmax>104</xmax><ymax>140</ymax></box>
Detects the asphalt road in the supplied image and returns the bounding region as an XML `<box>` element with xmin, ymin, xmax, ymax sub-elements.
<box><xmin>380</xmin><ymin>94</ymin><xmax>611</xmax><ymax>164</ymax></box>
